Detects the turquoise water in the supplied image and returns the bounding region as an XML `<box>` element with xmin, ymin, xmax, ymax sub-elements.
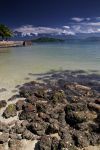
<box><xmin>0</xmin><ymin>41</ymin><xmax>100</xmax><ymax>99</ymax></box>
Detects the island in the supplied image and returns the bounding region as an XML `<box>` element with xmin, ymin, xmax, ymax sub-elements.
<box><xmin>32</xmin><ymin>37</ymin><xmax>64</xmax><ymax>43</ymax></box>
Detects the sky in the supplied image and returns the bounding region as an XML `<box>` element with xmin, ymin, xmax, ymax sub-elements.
<box><xmin>1</xmin><ymin>0</ymin><xmax>100</xmax><ymax>37</ymax></box>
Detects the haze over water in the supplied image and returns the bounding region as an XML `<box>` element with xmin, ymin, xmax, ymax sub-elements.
<box><xmin>0</xmin><ymin>41</ymin><xmax>100</xmax><ymax>99</ymax></box>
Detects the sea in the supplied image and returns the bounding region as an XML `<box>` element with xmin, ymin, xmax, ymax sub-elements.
<box><xmin>0</xmin><ymin>41</ymin><xmax>100</xmax><ymax>99</ymax></box>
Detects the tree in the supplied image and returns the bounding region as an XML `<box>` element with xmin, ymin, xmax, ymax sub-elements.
<box><xmin>0</xmin><ymin>24</ymin><xmax>13</xmax><ymax>40</ymax></box>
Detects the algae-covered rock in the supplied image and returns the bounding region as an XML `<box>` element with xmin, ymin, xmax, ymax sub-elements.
<box><xmin>3</xmin><ymin>104</ymin><xmax>17</xmax><ymax>118</ymax></box>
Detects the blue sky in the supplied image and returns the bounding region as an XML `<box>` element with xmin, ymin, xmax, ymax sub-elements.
<box><xmin>1</xmin><ymin>0</ymin><xmax>100</xmax><ymax>37</ymax></box>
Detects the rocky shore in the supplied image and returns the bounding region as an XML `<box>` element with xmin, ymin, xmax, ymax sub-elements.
<box><xmin>0</xmin><ymin>41</ymin><xmax>32</xmax><ymax>48</ymax></box>
<box><xmin>0</xmin><ymin>70</ymin><xmax>100</xmax><ymax>150</ymax></box>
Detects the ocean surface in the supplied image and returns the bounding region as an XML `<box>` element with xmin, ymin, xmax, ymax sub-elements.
<box><xmin>0</xmin><ymin>41</ymin><xmax>100</xmax><ymax>99</ymax></box>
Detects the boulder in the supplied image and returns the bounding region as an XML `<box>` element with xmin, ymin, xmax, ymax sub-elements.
<box><xmin>0</xmin><ymin>100</ymin><xmax>7</xmax><ymax>109</ymax></box>
<box><xmin>38</xmin><ymin>136</ymin><xmax>52</xmax><ymax>150</ymax></box>
<box><xmin>3</xmin><ymin>104</ymin><xmax>17</xmax><ymax>118</ymax></box>
<box><xmin>16</xmin><ymin>100</ymin><xmax>25</xmax><ymax>111</ymax></box>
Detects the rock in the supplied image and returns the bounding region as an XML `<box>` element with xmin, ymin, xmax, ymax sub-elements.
<box><xmin>23</xmin><ymin>103</ymin><xmax>36</xmax><ymax>112</ymax></box>
<box><xmin>72</xmin><ymin>131</ymin><xmax>90</xmax><ymax>148</ymax></box>
<box><xmin>38</xmin><ymin>112</ymin><xmax>50</xmax><ymax>122</ymax></box>
<box><xmin>3</xmin><ymin>104</ymin><xmax>17</xmax><ymax>118</ymax></box>
<box><xmin>28</xmin><ymin>121</ymin><xmax>47</xmax><ymax>136</ymax></box>
<box><xmin>0</xmin><ymin>121</ymin><xmax>9</xmax><ymax>133</ymax></box>
<box><xmin>58</xmin><ymin>112</ymin><xmax>66</xmax><ymax>126</ymax></box>
<box><xmin>65</xmin><ymin>102</ymin><xmax>88</xmax><ymax>112</ymax></box>
<box><xmin>95</xmin><ymin>99</ymin><xmax>100</xmax><ymax>104</ymax></box>
<box><xmin>46</xmin><ymin>121</ymin><xmax>59</xmax><ymax>134</ymax></box>
<box><xmin>0</xmin><ymin>133</ymin><xmax>9</xmax><ymax>143</ymax></box>
<box><xmin>88</xmin><ymin>132</ymin><xmax>100</xmax><ymax>145</ymax></box>
<box><xmin>34</xmin><ymin>88</ymin><xmax>47</xmax><ymax>99</ymax></box>
<box><xmin>22</xmin><ymin>129</ymin><xmax>36</xmax><ymax>140</ymax></box>
<box><xmin>16</xmin><ymin>100</ymin><xmax>25</xmax><ymax>111</ymax></box>
<box><xmin>21</xmin><ymin>120</ymin><xmax>29</xmax><ymax>127</ymax></box>
<box><xmin>8</xmin><ymin>139</ymin><xmax>23</xmax><ymax>150</ymax></box>
<box><xmin>88</xmin><ymin>103</ymin><xmax>100</xmax><ymax>112</ymax></box>
<box><xmin>38</xmin><ymin>136</ymin><xmax>52</xmax><ymax>150</ymax></box>
<box><xmin>10</xmin><ymin>124</ymin><xmax>26</xmax><ymax>134</ymax></box>
<box><xmin>36</xmin><ymin>102</ymin><xmax>47</xmax><ymax>113</ymax></box>
<box><xmin>51</xmin><ymin>137</ymin><xmax>59</xmax><ymax>149</ymax></box>
<box><xmin>50</xmin><ymin>90</ymin><xmax>67</xmax><ymax>104</ymax></box>
<box><xmin>59</xmin><ymin>139</ymin><xmax>77</xmax><ymax>150</ymax></box>
<box><xmin>9</xmin><ymin>133</ymin><xmax>22</xmax><ymax>140</ymax></box>
<box><xmin>19</xmin><ymin>111</ymin><xmax>37</xmax><ymax>121</ymax></box>
<box><xmin>65</xmin><ymin>111</ymin><xmax>86</xmax><ymax>126</ymax></box>
<box><xmin>0</xmin><ymin>100</ymin><xmax>7</xmax><ymax>109</ymax></box>
<box><xmin>26</xmin><ymin>94</ymin><xmax>38</xmax><ymax>104</ymax></box>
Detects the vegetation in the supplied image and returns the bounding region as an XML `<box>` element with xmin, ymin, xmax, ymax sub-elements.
<box><xmin>32</xmin><ymin>37</ymin><xmax>64</xmax><ymax>43</ymax></box>
<box><xmin>0</xmin><ymin>24</ymin><xmax>13</xmax><ymax>40</ymax></box>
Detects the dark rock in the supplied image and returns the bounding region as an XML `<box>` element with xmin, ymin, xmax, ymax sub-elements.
<box><xmin>36</xmin><ymin>102</ymin><xmax>47</xmax><ymax>113</ymax></box>
<box><xmin>26</xmin><ymin>95</ymin><xmax>38</xmax><ymax>104</ymax></box>
<box><xmin>16</xmin><ymin>100</ymin><xmax>25</xmax><ymax>111</ymax></box>
<box><xmin>28</xmin><ymin>121</ymin><xmax>47</xmax><ymax>136</ymax></box>
<box><xmin>10</xmin><ymin>124</ymin><xmax>26</xmax><ymax>134</ymax></box>
<box><xmin>34</xmin><ymin>88</ymin><xmax>47</xmax><ymax>99</ymax></box>
<box><xmin>65</xmin><ymin>111</ymin><xmax>87</xmax><ymax>126</ymax></box>
<box><xmin>3</xmin><ymin>104</ymin><xmax>17</xmax><ymax>118</ymax></box>
<box><xmin>72</xmin><ymin>131</ymin><xmax>90</xmax><ymax>148</ymax></box>
<box><xmin>51</xmin><ymin>137</ymin><xmax>59</xmax><ymax>150</ymax></box>
<box><xmin>19</xmin><ymin>111</ymin><xmax>37</xmax><ymax>121</ymax></box>
<box><xmin>88</xmin><ymin>103</ymin><xmax>100</xmax><ymax>112</ymax></box>
<box><xmin>38</xmin><ymin>136</ymin><xmax>52</xmax><ymax>150</ymax></box>
<box><xmin>89</xmin><ymin>132</ymin><xmax>100</xmax><ymax>145</ymax></box>
<box><xmin>65</xmin><ymin>102</ymin><xmax>88</xmax><ymax>112</ymax></box>
<box><xmin>23</xmin><ymin>103</ymin><xmax>36</xmax><ymax>112</ymax></box>
<box><xmin>50</xmin><ymin>90</ymin><xmax>67</xmax><ymax>104</ymax></box>
<box><xmin>45</xmin><ymin>121</ymin><xmax>59</xmax><ymax>134</ymax></box>
<box><xmin>0</xmin><ymin>100</ymin><xmax>7</xmax><ymax>109</ymax></box>
<box><xmin>22</xmin><ymin>129</ymin><xmax>36</xmax><ymax>140</ymax></box>
<box><xmin>59</xmin><ymin>139</ymin><xmax>77</xmax><ymax>150</ymax></box>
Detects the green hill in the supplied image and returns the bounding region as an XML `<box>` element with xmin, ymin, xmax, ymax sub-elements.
<box><xmin>32</xmin><ymin>37</ymin><xmax>64</xmax><ymax>43</ymax></box>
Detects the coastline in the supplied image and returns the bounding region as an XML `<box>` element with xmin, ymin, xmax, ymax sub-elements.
<box><xmin>0</xmin><ymin>41</ymin><xmax>24</xmax><ymax>48</ymax></box>
<box><xmin>0</xmin><ymin>70</ymin><xmax>100</xmax><ymax>150</ymax></box>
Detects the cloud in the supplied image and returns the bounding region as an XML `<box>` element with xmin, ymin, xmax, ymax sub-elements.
<box><xmin>71</xmin><ymin>17</ymin><xmax>84</xmax><ymax>22</ymax></box>
<box><xmin>71</xmin><ymin>17</ymin><xmax>91</xmax><ymax>22</ymax></box>
<box><xmin>14</xmin><ymin>25</ymin><xmax>75</xmax><ymax>36</ymax></box>
<box><xmin>63</xmin><ymin>26</ymin><xmax>70</xmax><ymax>29</ymax></box>
<box><xmin>14</xmin><ymin>17</ymin><xmax>100</xmax><ymax>37</ymax></box>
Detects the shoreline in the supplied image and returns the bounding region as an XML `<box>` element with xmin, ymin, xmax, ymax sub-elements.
<box><xmin>0</xmin><ymin>40</ymin><xmax>33</xmax><ymax>48</ymax></box>
<box><xmin>0</xmin><ymin>70</ymin><xmax>100</xmax><ymax>150</ymax></box>
<box><xmin>0</xmin><ymin>41</ymin><xmax>24</xmax><ymax>48</ymax></box>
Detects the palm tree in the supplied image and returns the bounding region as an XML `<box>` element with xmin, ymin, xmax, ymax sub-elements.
<box><xmin>0</xmin><ymin>24</ymin><xmax>13</xmax><ymax>40</ymax></box>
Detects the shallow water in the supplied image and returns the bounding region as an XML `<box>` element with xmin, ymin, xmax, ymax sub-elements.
<box><xmin>0</xmin><ymin>41</ymin><xmax>100</xmax><ymax>99</ymax></box>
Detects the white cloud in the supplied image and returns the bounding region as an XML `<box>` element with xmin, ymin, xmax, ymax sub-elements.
<box><xmin>63</xmin><ymin>26</ymin><xmax>70</xmax><ymax>29</ymax></box>
<box><xmin>14</xmin><ymin>25</ymin><xmax>75</xmax><ymax>36</ymax></box>
<box><xmin>71</xmin><ymin>17</ymin><xmax>84</xmax><ymax>22</ymax></box>
<box><xmin>14</xmin><ymin>17</ymin><xmax>100</xmax><ymax>37</ymax></box>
